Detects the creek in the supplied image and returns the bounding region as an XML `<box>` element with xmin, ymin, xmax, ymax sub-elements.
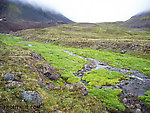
<box><xmin>62</xmin><ymin>50</ymin><xmax>150</xmax><ymax>113</ymax></box>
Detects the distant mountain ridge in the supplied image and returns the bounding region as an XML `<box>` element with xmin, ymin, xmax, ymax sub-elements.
<box><xmin>0</xmin><ymin>0</ymin><xmax>72</xmax><ymax>23</ymax></box>
<box><xmin>0</xmin><ymin>0</ymin><xmax>73</xmax><ymax>33</ymax></box>
<box><xmin>123</xmin><ymin>11</ymin><xmax>150</xmax><ymax>28</ymax></box>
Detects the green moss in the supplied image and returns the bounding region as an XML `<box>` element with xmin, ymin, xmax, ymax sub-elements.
<box><xmin>1</xmin><ymin>30</ymin><xmax>150</xmax><ymax>112</ymax></box>
<box><xmin>88</xmin><ymin>87</ymin><xmax>125</xmax><ymax>111</ymax></box>
<box><xmin>138</xmin><ymin>91</ymin><xmax>150</xmax><ymax>105</ymax></box>
<box><xmin>67</xmin><ymin>76</ymin><xmax>81</xmax><ymax>84</ymax></box>
<box><xmin>83</xmin><ymin>68</ymin><xmax>128</xmax><ymax>86</ymax></box>
<box><xmin>65</xmin><ymin>48</ymin><xmax>150</xmax><ymax>76</ymax></box>
<box><xmin>0</xmin><ymin>35</ymin><xmax>104</xmax><ymax>112</ymax></box>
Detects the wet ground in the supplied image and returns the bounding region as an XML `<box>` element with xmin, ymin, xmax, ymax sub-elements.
<box><xmin>62</xmin><ymin>50</ymin><xmax>150</xmax><ymax>113</ymax></box>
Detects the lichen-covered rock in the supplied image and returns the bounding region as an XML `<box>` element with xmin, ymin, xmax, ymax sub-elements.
<box><xmin>21</xmin><ymin>91</ymin><xmax>43</xmax><ymax>105</ymax></box>
<box><xmin>5</xmin><ymin>81</ymin><xmax>25</xmax><ymax>90</ymax></box>
<box><xmin>2</xmin><ymin>73</ymin><xmax>15</xmax><ymax>81</ymax></box>
<box><xmin>42</xmin><ymin>65</ymin><xmax>60</xmax><ymax>81</ymax></box>
<box><xmin>73</xmin><ymin>82</ymin><xmax>89</xmax><ymax>96</ymax></box>
<box><xmin>44</xmin><ymin>71</ymin><xmax>60</xmax><ymax>81</ymax></box>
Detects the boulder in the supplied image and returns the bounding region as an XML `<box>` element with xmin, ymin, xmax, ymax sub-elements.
<box><xmin>2</xmin><ymin>73</ymin><xmax>15</xmax><ymax>81</ymax></box>
<box><xmin>44</xmin><ymin>71</ymin><xmax>59</xmax><ymax>81</ymax></box>
<box><xmin>73</xmin><ymin>82</ymin><xmax>89</xmax><ymax>96</ymax></box>
<box><xmin>21</xmin><ymin>91</ymin><xmax>43</xmax><ymax>105</ymax></box>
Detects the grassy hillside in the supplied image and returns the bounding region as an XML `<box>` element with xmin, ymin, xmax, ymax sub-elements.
<box><xmin>123</xmin><ymin>12</ymin><xmax>150</xmax><ymax>28</ymax></box>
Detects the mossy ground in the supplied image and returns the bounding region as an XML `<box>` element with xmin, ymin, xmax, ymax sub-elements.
<box><xmin>14</xmin><ymin>23</ymin><xmax>150</xmax><ymax>59</ymax></box>
<box><xmin>83</xmin><ymin>68</ymin><xmax>128</xmax><ymax>86</ymax></box>
<box><xmin>0</xmin><ymin>36</ymin><xmax>104</xmax><ymax>112</ymax></box>
<box><xmin>138</xmin><ymin>91</ymin><xmax>150</xmax><ymax>105</ymax></box>
<box><xmin>0</xmin><ymin>23</ymin><xmax>150</xmax><ymax>112</ymax></box>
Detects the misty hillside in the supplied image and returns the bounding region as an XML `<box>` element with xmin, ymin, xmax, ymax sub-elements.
<box><xmin>123</xmin><ymin>11</ymin><xmax>150</xmax><ymax>28</ymax></box>
<box><xmin>0</xmin><ymin>0</ymin><xmax>73</xmax><ymax>33</ymax></box>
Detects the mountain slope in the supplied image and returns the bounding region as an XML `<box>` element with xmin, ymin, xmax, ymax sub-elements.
<box><xmin>123</xmin><ymin>11</ymin><xmax>150</xmax><ymax>28</ymax></box>
<box><xmin>0</xmin><ymin>0</ymin><xmax>73</xmax><ymax>33</ymax></box>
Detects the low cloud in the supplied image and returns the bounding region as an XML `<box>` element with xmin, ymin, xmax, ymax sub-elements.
<box><xmin>8</xmin><ymin>0</ymin><xmax>150</xmax><ymax>22</ymax></box>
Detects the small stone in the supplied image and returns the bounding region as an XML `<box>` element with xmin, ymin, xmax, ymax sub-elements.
<box><xmin>0</xmin><ymin>62</ymin><xmax>4</xmax><ymax>65</ymax></box>
<box><xmin>65</xmin><ymin>84</ymin><xmax>72</xmax><ymax>88</ymax></box>
<box><xmin>26</xmin><ymin>44</ymin><xmax>33</xmax><ymax>47</ymax></box>
<box><xmin>135</xmin><ymin>109</ymin><xmax>141</xmax><ymax>113</ymax></box>
<box><xmin>21</xmin><ymin>91</ymin><xmax>43</xmax><ymax>105</ymax></box>
<box><xmin>0</xmin><ymin>108</ymin><xmax>5</xmax><ymax>113</ymax></box>
<box><xmin>5</xmin><ymin>81</ymin><xmax>25</xmax><ymax>90</ymax></box>
<box><xmin>18</xmin><ymin>72</ymin><xmax>22</xmax><ymax>75</ymax></box>
<box><xmin>2</xmin><ymin>73</ymin><xmax>15</xmax><ymax>81</ymax></box>
<box><xmin>54</xmin><ymin>110</ymin><xmax>62</xmax><ymax>113</ymax></box>
<box><xmin>130</xmin><ymin>104</ymin><xmax>135</xmax><ymax>109</ymax></box>
<box><xmin>135</xmin><ymin>104</ymin><xmax>141</xmax><ymax>109</ymax></box>
<box><xmin>120</xmin><ymin>50</ymin><xmax>127</xmax><ymax>54</ymax></box>
<box><xmin>123</xmin><ymin>98</ymin><xmax>128</xmax><ymax>103</ymax></box>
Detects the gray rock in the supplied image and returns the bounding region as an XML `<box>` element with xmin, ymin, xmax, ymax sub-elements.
<box><xmin>120</xmin><ymin>50</ymin><xmax>127</xmax><ymax>54</ymax></box>
<box><xmin>54</xmin><ymin>110</ymin><xmax>62</xmax><ymax>113</ymax></box>
<box><xmin>21</xmin><ymin>91</ymin><xmax>43</xmax><ymax>105</ymax></box>
<box><xmin>44</xmin><ymin>71</ymin><xmax>59</xmax><ymax>81</ymax></box>
<box><xmin>73</xmin><ymin>82</ymin><xmax>89</xmax><ymax>96</ymax></box>
<box><xmin>0</xmin><ymin>108</ymin><xmax>5</xmax><ymax>113</ymax></box>
<box><xmin>65</xmin><ymin>84</ymin><xmax>72</xmax><ymax>88</ymax></box>
<box><xmin>135</xmin><ymin>109</ymin><xmax>141</xmax><ymax>113</ymax></box>
<box><xmin>5</xmin><ymin>81</ymin><xmax>25</xmax><ymax>90</ymax></box>
<box><xmin>2</xmin><ymin>73</ymin><xmax>15</xmax><ymax>81</ymax></box>
<box><xmin>0</xmin><ymin>62</ymin><xmax>4</xmax><ymax>65</ymax></box>
<box><xmin>135</xmin><ymin>104</ymin><xmax>141</xmax><ymax>109</ymax></box>
<box><xmin>123</xmin><ymin>98</ymin><xmax>128</xmax><ymax>103</ymax></box>
<box><xmin>26</xmin><ymin>44</ymin><xmax>33</xmax><ymax>47</ymax></box>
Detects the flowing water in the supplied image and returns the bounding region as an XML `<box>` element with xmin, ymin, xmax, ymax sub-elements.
<box><xmin>61</xmin><ymin>50</ymin><xmax>150</xmax><ymax>113</ymax></box>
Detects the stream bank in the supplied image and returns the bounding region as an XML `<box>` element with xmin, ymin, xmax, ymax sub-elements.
<box><xmin>62</xmin><ymin>50</ymin><xmax>150</xmax><ymax>113</ymax></box>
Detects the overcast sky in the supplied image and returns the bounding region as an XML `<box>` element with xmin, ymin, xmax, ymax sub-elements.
<box><xmin>16</xmin><ymin>0</ymin><xmax>150</xmax><ymax>22</ymax></box>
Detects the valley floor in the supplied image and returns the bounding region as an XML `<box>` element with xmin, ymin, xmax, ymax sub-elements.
<box><xmin>0</xmin><ymin>23</ymin><xmax>150</xmax><ymax>113</ymax></box>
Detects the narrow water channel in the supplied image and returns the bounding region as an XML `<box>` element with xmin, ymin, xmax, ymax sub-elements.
<box><xmin>61</xmin><ymin>50</ymin><xmax>150</xmax><ymax>97</ymax></box>
<box><xmin>62</xmin><ymin>49</ymin><xmax>150</xmax><ymax>113</ymax></box>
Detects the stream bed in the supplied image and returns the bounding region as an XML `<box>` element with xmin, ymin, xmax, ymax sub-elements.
<box><xmin>62</xmin><ymin>50</ymin><xmax>150</xmax><ymax>113</ymax></box>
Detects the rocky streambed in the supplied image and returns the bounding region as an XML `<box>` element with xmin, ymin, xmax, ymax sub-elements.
<box><xmin>62</xmin><ymin>50</ymin><xmax>150</xmax><ymax>113</ymax></box>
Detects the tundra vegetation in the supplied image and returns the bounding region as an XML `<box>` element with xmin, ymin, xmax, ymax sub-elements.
<box><xmin>0</xmin><ymin>23</ymin><xmax>150</xmax><ymax>112</ymax></box>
